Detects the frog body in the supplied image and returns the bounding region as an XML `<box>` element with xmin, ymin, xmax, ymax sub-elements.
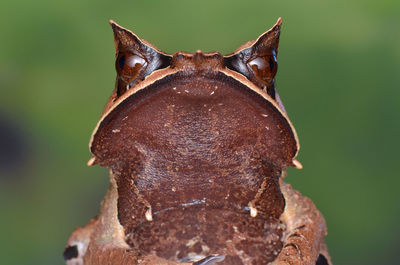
<box><xmin>64</xmin><ymin>18</ymin><xmax>332</xmax><ymax>265</ymax></box>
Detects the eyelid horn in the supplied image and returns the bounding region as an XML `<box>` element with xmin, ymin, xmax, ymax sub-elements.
<box><xmin>224</xmin><ymin>17</ymin><xmax>282</xmax><ymax>102</ymax></box>
<box><xmin>109</xmin><ymin>20</ymin><xmax>172</xmax><ymax>97</ymax></box>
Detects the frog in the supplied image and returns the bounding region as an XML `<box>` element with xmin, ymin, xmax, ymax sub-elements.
<box><xmin>64</xmin><ymin>18</ymin><xmax>332</xmax><ymax>265</ymax></box>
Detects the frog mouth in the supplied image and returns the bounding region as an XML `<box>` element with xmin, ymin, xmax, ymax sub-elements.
<box><xmin>182</xmin><ymin>254</ymin><xmax>226</xmax><ymax>264</ymax></box>
<box><xmin>152</xmin><ymin>199</ymin><xmax>257</xmax><ymax>216</ymax></box>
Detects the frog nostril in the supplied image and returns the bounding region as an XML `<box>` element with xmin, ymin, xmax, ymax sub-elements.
<box><xmin>316</xmin><ymin>254</ymin><xmax>329</xmax><ymax>265</ymax></box>
<box><xmin>63</xmin><ymin>245</ymin><xmax>79</xmax><ymax>261</ymax></box>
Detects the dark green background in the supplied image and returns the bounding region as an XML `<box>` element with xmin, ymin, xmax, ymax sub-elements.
<box><xmin>1</xmin><ymin>0</ymin><xmax>399</xmax><ymax>264</ymax></box>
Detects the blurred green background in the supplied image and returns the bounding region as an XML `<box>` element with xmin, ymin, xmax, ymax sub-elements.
<box><xmin>1</xmin><ymin>0</ymin><xmax>399</xmax><ymax>264</ymax></box>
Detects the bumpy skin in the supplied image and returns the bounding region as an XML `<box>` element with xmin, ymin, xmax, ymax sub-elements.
<box><xmin>65</xmin><ymin>177</ymin><xmax>331</xmax><ymax>265</ymax></box>
<box><xmin>272</xmin><ymin>180</ymin><xmax>331</xmax><ymax>265</ymax></box>
<box><xmin>65</xmin><ymin>18</ymin><xmax>332</xmax><ymax>265</ymax></box>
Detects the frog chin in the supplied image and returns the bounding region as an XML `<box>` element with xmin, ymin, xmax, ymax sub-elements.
<box><xmin>65</xmin><ymin>174</ymin><xmax>331</xmax><ymax>265</ymax></box>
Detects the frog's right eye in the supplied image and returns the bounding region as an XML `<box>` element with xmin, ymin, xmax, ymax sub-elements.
<box><xmin>111</xmin><ymin>21</ymin><xmax>171</xmax><ymax>98</ymax></box>
<box><xmin>116</xmin><ymin>52</ymin><xmax>147</xmax><ymax>88</ymax></box>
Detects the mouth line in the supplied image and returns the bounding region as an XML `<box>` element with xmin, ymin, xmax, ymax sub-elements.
<box><xmin>182</xmin><ymin>254</ymin><xmax>226</xmax><ymax>264</ymax></box>
<box><xmin>152</xmin><ymin>199</ymin><xmax>253</xmax><ymax>217</ymax></box>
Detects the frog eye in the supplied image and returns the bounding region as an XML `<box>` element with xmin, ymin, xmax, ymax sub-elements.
<box><xmin>116</xmin><ymin>52</ymin><xmax>147</xmax><ymax>85</ymax></box>
<box><xmin>246</xmin><ymin>51</ymin><xmax>278</xmax><ymax>98</ymax></box>
<box><xmin>247</xmin><ymin>52</ymin><xmax>277</xmax><ymax>83</ymax></box>
<box><xmin>110</xmin><ymin>21</ymin><xmax>171</xmax><ymax>98</ymax></box>
<box><xmin>225</xmin><ymin>18</ymin><xmax>281</xmax><ymax>101</ymax></box>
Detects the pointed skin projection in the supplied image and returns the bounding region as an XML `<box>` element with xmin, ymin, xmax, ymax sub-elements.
<box><xmin>64</xmin><ymin>18</ymin><xmax>332</xmax><ymax>265</ymax></box>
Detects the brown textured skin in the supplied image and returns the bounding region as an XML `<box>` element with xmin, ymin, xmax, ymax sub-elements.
<box><xmin>66</xmin><ymin>175</ymin><xmax>331</xmax><ymax>265</ymax></box>
<box><xmin>65</xmin><ymin>18</ymin><xmax>332</xmax><ymax>265</ymax></box>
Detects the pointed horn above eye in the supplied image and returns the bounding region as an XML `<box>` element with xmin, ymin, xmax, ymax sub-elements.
<box><xmin>109</xmin><ymin>20</ymin><xmax>144</xmax><ymax>54</ymax></box>
<box><xmin>250</xmin><ymin>17</ymin><xmax>281</xmax><ymax>57</ymax></box>
<box><xmin>109</xmin><ymin>20</ymin><xmax>170</xmax><ymax>56</ymax></box>
<box><xmin>227</xmin><ymin>17</ymin><xmax>282</xmax><ymax>56</ymax></box>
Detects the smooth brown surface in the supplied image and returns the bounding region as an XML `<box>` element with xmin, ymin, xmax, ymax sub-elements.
<box><xmin>92</xmin><ymin>71</ymin><xmax>297</xmax><ymax>213</ymax></box>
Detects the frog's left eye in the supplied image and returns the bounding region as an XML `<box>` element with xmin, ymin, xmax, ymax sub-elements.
<box><xmin>225</xmin><ymin>19</ymin><xmax>281</xmax><ymax>102</ymax></box>
<box><xmin>247</xmin><ymin>53</ymin><xmax>277</xmax><ymax>83</ymax></box>
<box><xmin>247</xmin><ymin>51</ymin><xmax>278</xmax><ymax>97</ymax></box>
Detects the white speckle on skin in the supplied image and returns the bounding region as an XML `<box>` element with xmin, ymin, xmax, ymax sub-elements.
<box><xmin>145</xmin><ymin>208</ymin><xmax>153</xmax><ymax>222</ymax></box>
<box><xmin>201</xmin><ymin>245</ymin><xmax>210</xmax><ymax>253</ymax></box>
<box><xmin>185</xmin><ymin>90</ymin><xmax>189</xmax><ymax>93</ymax></box>
<box><xmin>173</xmin><ymin>87</ymin><xmax>176</xmax><ymax>90</ymax></box>
<box><xmin>185</xmin><ymin>238</ymin><xmax>199</xmax><ymax>247</ymax></box>
<box><xmin>112</xmin><ymin>129</ymin><xmax>120</xmax><ymax>133</ymax></box>
<box><xmin>171</xmin><ymin>187</ymin><xmax>176</xmax><ymax>192</ymax></box>
<box><xmin>122</xmin><ymin>116</ymin><xmax>128</xmax><ymax>121</ymax></box>
<box><xmin>265</xmin><ymin>126</ymin><xmax>269</xmax><ymax>130</ymax></box>
<box><xmin>218</xmin><ymin>103</ymin><xmax>223</xmax><ymax>106</ymax></box>
<box><xmin>250</xmin><ymin>206</ymin><xmax>258</xmax><ymax>218</ymax></box>
<box><xmin>210</xmin><ymin>91</ymin><xmax>215</xmax><ymax>95</ymax></box>
<box><xmin>261</xmin><ymin>114</ymin><xmax>269</xmax><ymax>117</ymax></box>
